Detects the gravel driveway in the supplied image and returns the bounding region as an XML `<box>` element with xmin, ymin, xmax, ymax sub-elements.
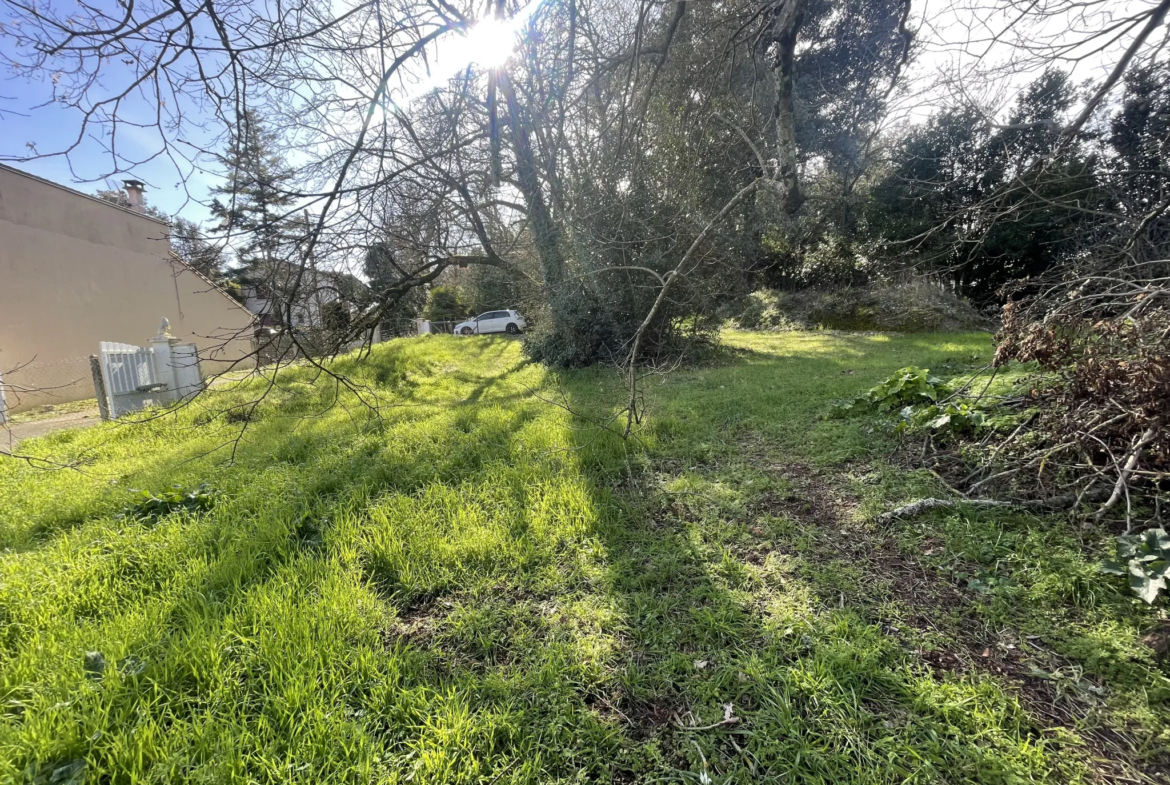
<box><xmin>1</xmin><ymin>408</ymin><xmax>102</xmax><ymax>452</ymax></box>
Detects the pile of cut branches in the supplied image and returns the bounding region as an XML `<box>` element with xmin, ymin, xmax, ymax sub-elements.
<box><xmin>990</xmin><ymin>285</ymin><xmax>1168</xmax><ymax>522</ymax></box>
<box><xmin>905</xmin><ymin>273</ymin><xmax>1169</xmax><ymax>532</ymax></box>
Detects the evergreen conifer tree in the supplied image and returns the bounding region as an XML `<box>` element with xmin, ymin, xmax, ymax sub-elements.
<box><xmin>209</xmin><ymin>111</ymin><xmax>298</xmax><ymax>278</ymax></box>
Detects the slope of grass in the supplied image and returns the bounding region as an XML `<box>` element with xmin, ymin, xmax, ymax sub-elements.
<box><xmin>1</xmin><ymin>332</ymin><xmax>1165</xmax><ymax>783</ymax></box>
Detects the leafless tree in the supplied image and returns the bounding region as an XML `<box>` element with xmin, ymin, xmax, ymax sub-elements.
<box><xmin>0</xmin><ymin>0</ymin><xmax>915</xmax><ymax>460</ymax></box>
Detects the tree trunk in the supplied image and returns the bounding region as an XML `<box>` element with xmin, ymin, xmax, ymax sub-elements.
<box><xmin>768</xmin><ymin>0</ymin><xmax>805</xmax><ymax>215</ymax></box>
<box><xmin>497</xmin><ymin>71</ymin><xmax>567</xmax><ymax>291</ymax></box>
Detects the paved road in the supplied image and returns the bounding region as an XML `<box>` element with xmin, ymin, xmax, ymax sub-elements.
<box><xmin>1</xmin><ymin>408</ymin><xmax>102</xmax><ymax>451</ymax></box>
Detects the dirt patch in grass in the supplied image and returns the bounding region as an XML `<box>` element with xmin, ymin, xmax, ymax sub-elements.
<box><xmin>761</xmin><ymin>460</ymin><xmax>1166</xmax><ymax>783</ymax></box>
<box><xmin>1142</xmin><ymin>622</ymin><xmax>1170</xmax><ymax>666</ymax></box>
<box><xmin>760</xmin><ymin>461</ymin><xmax>980</xmax><ymax>644</ymax></box>
<box><xmin>759</xmin><ymin>461</ymin><xmax>856</xmax><ymax>525</ymax></box>
<box><xmin>621</xmin><ymin>697</ymin><xmax>682</xmax><ymax>740</ymax></box>
<box><xmin>380</xmin><ymin>598</ymin><xmax>446</xmax><ymax>648</ymax></box>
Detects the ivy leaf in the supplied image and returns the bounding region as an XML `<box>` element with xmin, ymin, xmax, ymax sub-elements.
<box><xmin>1100</xmin><ymin>561</ymin><xmax>1127</xmax><ymax>576</ymax></box>
<box><xmin>118</xmin><ymin>655</ymin><xmax>147</xmax><ymax>679</ymax></box>
<box><xmin>1129</xmin><ymin>562</ymin><xmax>1166</xmax><ymax>605</ymax></box>
<box><xmin>1145</xmin><ymin>528</ymin><xmax>1170</xmax><ymax>559</ymax></box>
<box><xmin>1115</xmin><ymin>535</ymin><xmax>1143</xmax><ymax>560</ymax></box>
<box><xmin>49</xmin><ymin>760</ymin><xmax>86</xmax><ymax>785</ymax></box>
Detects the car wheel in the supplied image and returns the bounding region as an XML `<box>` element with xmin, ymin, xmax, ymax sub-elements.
<box><xmin>506</xmin><ymin>323</ymin><xmax>520</xmax><ymax>334</ymax></box>
<box><xmin>460</xmin><ymin>326</ymin><xmax>473</xmax><ymax>335</ymax></box>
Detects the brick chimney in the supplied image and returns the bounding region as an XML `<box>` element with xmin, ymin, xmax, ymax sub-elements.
<box><xmin>122</xmin><ymin>179</ymin><xmax>146</xmax><ymax>213</ymax></box>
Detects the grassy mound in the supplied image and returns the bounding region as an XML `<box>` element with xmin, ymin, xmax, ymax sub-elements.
<box><xmin>731</xmin><ymin>281</ymin><xmax>990</xmax><ymax>332</ymax></box>
<box><xmin>1</xmin><ymin>333</ymin><xmax>1165</xmax><ymax>782</ymax></box>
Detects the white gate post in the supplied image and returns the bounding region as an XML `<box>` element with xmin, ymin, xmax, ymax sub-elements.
<box><xmin>148</xmin><ymin>318</ymin><xmax>203</xmax><ymax>404</ymax></box>
<box><xmin>170</xmin><ymin>342</ymin><xmax>203</xmax><ymax>400</ymax></box>
<box><xmin>149</xmin><ymin>318</ymin><xmax>181</xmax><ymax>405</ymax></box>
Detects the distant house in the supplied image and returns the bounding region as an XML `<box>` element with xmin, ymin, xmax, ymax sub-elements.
<box><xmin>237</xmin><ymin>261</ymin><xmax>367</xmax><ymax>330</ymax></box>
<box><xmin>0</xmin><ymin>163</ymin><xmax>255</xmax><ymax>413</ymax></box>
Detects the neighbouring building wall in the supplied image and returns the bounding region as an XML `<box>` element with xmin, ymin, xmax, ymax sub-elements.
<box><xmin>239</xmin><ymin>269</ymin><xmax>342</xmax><ymax>328</ymax></box>
<box><xmin>0</xmin><ymin>164</ymin><xmax>255</xmax><ymax>413</ymax></box>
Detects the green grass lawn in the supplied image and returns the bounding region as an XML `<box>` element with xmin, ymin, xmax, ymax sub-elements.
<box><xmin>1</xmin><ymin>332</ymin><xmax>1166</xmax><ymax>783</ymax></box>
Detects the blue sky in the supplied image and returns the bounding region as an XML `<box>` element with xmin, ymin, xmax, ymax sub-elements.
<box><xmin>1</xmin><ymin>64</ymin><xmax>222</xmax><ymax>224</ymax></box>
<box><xmin>0</xmin><ymin>0</ymin><xmax>537</xmax><ymax>229</ymax></box>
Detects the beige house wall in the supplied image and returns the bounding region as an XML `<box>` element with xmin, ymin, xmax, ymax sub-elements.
<box><xmin>0</xmin><ymin>164</ymin><xmax>255</xmax><ymax>413</ymax></box>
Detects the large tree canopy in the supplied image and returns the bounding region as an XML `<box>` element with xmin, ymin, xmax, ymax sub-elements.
<box><xmin>0</xmin><ymin>0</ymin><xmax>919</xmax><ymax>365</ymax></box>
<box><xmin>865</xmin><ymin>70</ymin><xmax>1105</xmax><ymax>303</ymax></box>
<box><xmin>2</xmin><ymin>0</ymin><xmax>1168</xmax><ymax>368</ymax></box>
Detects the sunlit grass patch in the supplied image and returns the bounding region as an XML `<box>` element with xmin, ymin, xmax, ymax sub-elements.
<box><xmin>1</xmin><ymin>331</ymin><xmax>1163</xmax><ymax>782</ymax></box>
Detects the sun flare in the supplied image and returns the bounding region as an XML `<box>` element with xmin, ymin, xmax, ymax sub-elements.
<box><xmin>460</xmin><ymin>16</ymin><xmax>522</xmax><ymax>68</ymax></box>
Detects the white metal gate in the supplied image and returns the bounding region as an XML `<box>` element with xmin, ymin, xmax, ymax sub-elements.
<box><xmin>99</xmin><ymin>342</ymin><xmax>158</xmax><ymax>395</ymax></box>
<box><xmin>98</xmin><ymin>342</ymin><xmax>164</xmax><ymax>418</ymax></box>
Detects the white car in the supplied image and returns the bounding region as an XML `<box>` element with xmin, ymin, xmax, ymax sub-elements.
<box><xmin>455</xmin><ymin>309</ymin><xmax>528</xmax><ymax>335</ymax></box>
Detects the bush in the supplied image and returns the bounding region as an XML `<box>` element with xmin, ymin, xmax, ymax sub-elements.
<box><xmin>727</xmin><ymin>280</ymin><xmax>989</xmax><ymax>333</ymax></box>
<box><xmin>423</xmin><ymin>286</ymin><xmax>472</xmax><ymax>321</ymax></box>
<box><xmin>728</xmin><ymin>290</ymin><xmax>805</xmax><ymax>331</ymax></box>
<box><xmin>524</xmin><ymin>268</ymin><xmax>724</xmax><ymax>368</ymax></box>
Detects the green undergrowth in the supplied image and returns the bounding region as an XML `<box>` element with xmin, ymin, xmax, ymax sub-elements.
<box><xmin>1</xmin><ymin>331</ymin><xmax>1165</xmax><ymax>783</ymax></box>
<box><xmin>726</xmin><ymin>283</ymin><xmax>989</xmax><ymax>333</ymax></box>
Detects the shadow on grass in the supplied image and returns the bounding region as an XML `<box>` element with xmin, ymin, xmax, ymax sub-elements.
<box><xmin>542</xmin><ymin>346</ymin><xmax>1080</xmax><ymax>783</ymax></box>
<box><xmin>3</xmin><ymin>340</ymin><xmax>532</xmax><ymax>549</ymax></box>
<box><xmin>0</xmin><ymin>333</ymin><xmax>1081</xmax><ymax>784</ymax></box>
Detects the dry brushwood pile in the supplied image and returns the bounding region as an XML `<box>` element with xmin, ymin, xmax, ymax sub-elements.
<box><xmin>857</xmin><ymin>276</ymin><xmax>1168</xmax><ymax>534</ymax></box>
<box><xmin>983</xmin><ymin>283</ymin><xmax>1169</xmax><ymax>528</ymax></box>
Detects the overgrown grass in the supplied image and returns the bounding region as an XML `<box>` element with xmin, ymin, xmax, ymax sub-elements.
<box><xmin>1</xmin><ymin>331</ymin><xmax>1165</xmax><ymax>783</ymax></box>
